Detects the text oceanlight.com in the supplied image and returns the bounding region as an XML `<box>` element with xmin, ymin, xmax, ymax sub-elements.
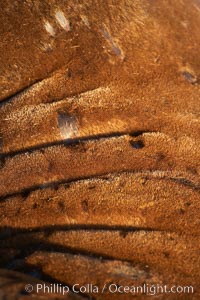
<box><xmin>25</xmin><ymin>283</ymin><xmax>194</xmax><ymax>296</ymax></box>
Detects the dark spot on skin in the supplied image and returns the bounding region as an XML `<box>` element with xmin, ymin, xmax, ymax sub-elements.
<box><xmin>81</xmin><ymin>200</ymin><xmax>88</xmax><ymax>212</ymax></box>
<box><xmin>156</xmin><ymin>152</ymin><xmax>165</xmax><ymax>161</ymax></box>
<box><xmin>67</xmin><ymin>69</ymin><xmax>72</xmax><ymax>78</ymax></box>
<box><xmin>141</xmin><ymin>177</ymin><xmax>148</xmax><ymax>185</ymax></box>
<box><xmin>46</xmin><ymin>197</ymin><xmax>52</xmax><ymax>202</ymax></box>
<box><xmin>119</xmin><ymin>231</ymin><xmax>129</xmax><ymax>238</ymax></box>
<box><xmin>185</xmin><ymin>202</ymin><xmax>191</xmax><ymax>207</ymax></box>
<box><xmin>88</xmin><ymin>185</ymin><xmax>96</xmax><ymax>190</ymax></box>
<box><xmin>32</xmin><ymin>203</ymin><xmax>38</xmax><ymax>209</ymax></box>
<box><xmin>163</xmin><ymin>251</ymin><xmax>170</xmax><ymax>258</ymax></box>
<box><xmin>58</xmin><ymin>201</ymin><xmax>65</xmax><ymax>211</ymax></box>
<box><xmin>182</xmin><ymin>71</ymin><xmax>197</xmax><ymax>84</ymax></box>
<box><xmin>179</xmin><ymin>208</ymin><xmax>185</xmax><ymax>214</ymax></box>
<box><xmin>129</xmin><ymin>140</ymin><xmax>144</xmax><ymax>149</ymax></box>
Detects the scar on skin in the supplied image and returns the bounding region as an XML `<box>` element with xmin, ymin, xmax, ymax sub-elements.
<box><xmin>101</xmin><ymin>26</ymin><xmax>124</xmax><ymax>60</ymax></box>
<box><xmin>80</xmin><ymin>15</ymin><xmax>90</xmax><ymax>28</ymax></box>
<box><xmin>180</xmin><ymin>65</ymin><xmax>198</xmax><ymax>84</ymax></box>
<box><xmin>57</xmin><ymin>112</ymin><xmax>78</xmax><ymax>139</ymax></box>
<box><xmin>44</xmin><ymin>20</ymin><xmax>55</xmax><ymax>36</ymax></box>
<box><xmin>55</xmin><ymin>10</ymin><xmax>70</xmax><ymax>31</ymax></box>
